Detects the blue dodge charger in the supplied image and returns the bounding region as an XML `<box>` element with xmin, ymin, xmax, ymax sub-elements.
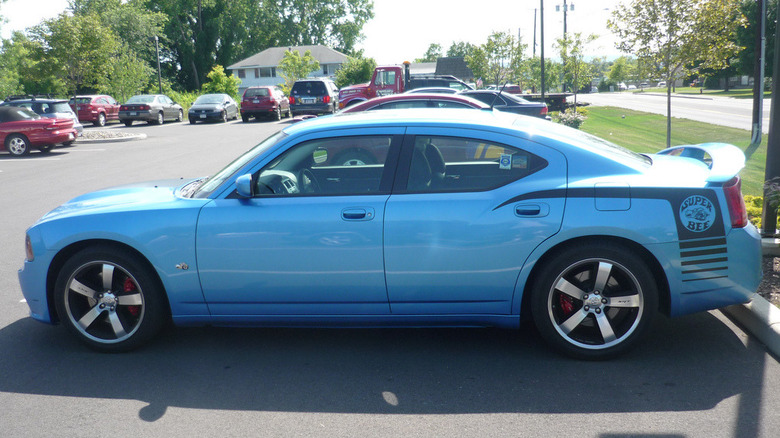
<box><xmin>18</xmin><ymin>109</ymin><xmax>762</xmax><ymax>359</ymax></box>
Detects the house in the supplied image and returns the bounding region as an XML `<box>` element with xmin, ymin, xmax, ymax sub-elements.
<box><xmin>227</xmin><ymin>45</ymin><xmax>349</xmax><ymax>94</ymax></box>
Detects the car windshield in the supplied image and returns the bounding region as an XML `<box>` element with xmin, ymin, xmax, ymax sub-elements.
<box><xmin>126</xmin><ymin>95</ymin><xmax>155</xmax><ymax>104</ymax></box>
<box><xmin>190</xmin><ymin>130</ymin><xmax>288</xmax><ymax>198</ymax></box>
<box><xmin>244</xmin><ymin>88</ymin><xmax>270</xmax><ymax>98</ymax></box>
<box><xmin>194</xmin><ymin>95</ymin><xmax>225</xmax><ymax>104</ymax></box>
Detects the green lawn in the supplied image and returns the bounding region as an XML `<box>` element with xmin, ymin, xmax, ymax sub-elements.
<box><xmin>578</xmin><ymin>106</ymin><xmax>768</xmax><ymax>196</ymax></box>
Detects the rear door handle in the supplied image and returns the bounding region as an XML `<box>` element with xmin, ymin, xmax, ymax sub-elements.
<box><xmin>342</xmin><ymin>207</ymin><xmax>375</xmax><ymax>221</ymax></box>
<box><xmin>515</xmin><ymin>203</ymin><xmax>549</xmax><ymax>218</ymax></box>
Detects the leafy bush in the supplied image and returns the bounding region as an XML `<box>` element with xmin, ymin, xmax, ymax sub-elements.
<box><xmin>744</xmin><ymin>194</ymin><xmax>780</xmax><ymax>230</ymax></box>
<box><xmin>553</xmin><ymin>107</ymin><xmax>587</xmax><ymax>129</ymax></box>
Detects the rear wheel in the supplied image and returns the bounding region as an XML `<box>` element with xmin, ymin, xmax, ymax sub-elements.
<box><xmin>39</xmin><ymin>144</ymin><xmax>54</xmax><ymax>154</ymax></box>
<box><xmin>176</xmin><ymin>109</ymin><xmax>184</xmax><ymax>122</ymax></box>
<box><xmin>241</xmin><ymin>114</ymin><xmax>250</xmax><ymax>123</ymax></box>
<box><xmin>123</xmin><ymin>120</ymin><xmax>133</xmax><ymax>127</ymax></box>
<box><xmin>154</xmin><ymin>112</ymin><xmax>164</xmax><ymax>125</ymax></box>
<box><xmin>531</xmin><ymin>243</ymin><xmax>658</xmax><ymax>360</ymax></box>
<box><xmin>5</xmin><ymin>134</ymin><xmax>30</xmax><ymax>156</ymax></box>
<box><xmin>95</xmin><ymin>113</ymin><xmax>106</xmax><ymax>127</ymax></box>
<box><xmin>54</xmin><ymin>246</ymin><xmax>167</xmax><ymax>352</ymax></box>
<box><xmin>273</xmin><ymin>107</ymin><xmax>281</xmax><ymax>121</ymax></box>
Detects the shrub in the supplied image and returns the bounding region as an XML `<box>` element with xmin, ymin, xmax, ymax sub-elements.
<box><xmin>554</xmin><ymin>107</ymin><xmax>587</xmax><ymax>129</ymax></box>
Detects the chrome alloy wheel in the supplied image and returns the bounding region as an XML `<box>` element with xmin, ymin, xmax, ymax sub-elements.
<box><xmin>7</xmin><ymin>135</ymin><xmax>29</xmax><ymax>156</ymax></box>
<box><xmin>62</xmin><ymin>261</ymin><xmax>145</xmax><ymax>344</ymax></box>
<box><xmin>547</xmin><ymin>258</ymin><xmax>644</xmax><ymax>350</ymax></box>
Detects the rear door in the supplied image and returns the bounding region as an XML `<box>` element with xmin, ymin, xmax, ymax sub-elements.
<box><xmin>384</xmin><ymin>128</ymin><xmax>567</xmax><ymax>314</ymax></box>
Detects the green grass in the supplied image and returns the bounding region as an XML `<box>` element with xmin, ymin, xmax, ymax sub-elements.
<box><xmin>579</xmin><ymin>106</ymin><xmax>768</xmax><ymax>196</ymax></box>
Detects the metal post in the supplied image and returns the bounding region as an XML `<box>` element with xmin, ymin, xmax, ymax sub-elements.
<box><xmin>761</xmin><ymin>0</ymin><xmax>780</xmax><ymax>236</ymax></box>
<box><xmin>533</xmin><ymin>8</ymin><xmax>537</xmax><ymax>57</ymax></box>
<box><xmin>751</xmin><ymin>0</ymin><xmax>766</xmax><ymax>148</ymax></box>
<box><xmin>155</xmin><ymin>36</ymin><xmax>163</xmax><ymax>94</ymax></box>
<box><xmin>563</xmin><ymin>0</ymin><xmax>568</xmax><ymax>37</ymax></box>
<box><xmin>540</xmin><ymin>0</ymin><xmax>545</xmax><ymax>99</ymax></box>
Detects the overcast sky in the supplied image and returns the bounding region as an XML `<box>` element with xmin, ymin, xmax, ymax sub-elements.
<box><xmin>1</xmin><ymin>0</ymin><xmax>626</xmax><ymax>62</ymax></box>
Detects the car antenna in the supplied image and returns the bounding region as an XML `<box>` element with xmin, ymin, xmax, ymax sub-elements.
<box><xmin>490</xmin><ymin>83</ymin><xmax>509</xmax><ymax>110</ymax></box>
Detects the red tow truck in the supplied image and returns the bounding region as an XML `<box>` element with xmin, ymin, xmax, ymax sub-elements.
<box><xmin>338</xmin><ymin>62</ymin><xmax>472</xmax><ymax>109</ymax></box>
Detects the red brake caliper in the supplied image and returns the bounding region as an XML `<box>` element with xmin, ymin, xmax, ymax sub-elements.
<box><xmin>559</xmin><ymin>294</ymin><xmax>575</xmax><ymax>317</ymax></box>
<box><xmin>123</xmin><ymin>277</ymin><xmax>141</xmax><ymax>317</ymax></box>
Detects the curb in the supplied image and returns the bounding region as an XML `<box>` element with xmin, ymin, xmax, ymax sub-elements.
<box><xmin>720</xmin><ymin>238</ymin><xmax>780</xmax><ymax>356</ymax></box>
<box><xmin>77</xmin><ymin>133</ymin><xmax>147</xmax><ymax>144</ymax></box>
<box><xmin>721</xmin><ymin>295</ymin><xmax>780</xmax><ymax>358</ymax></box>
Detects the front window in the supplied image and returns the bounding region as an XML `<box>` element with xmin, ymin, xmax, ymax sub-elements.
<box><xmin>251</xmin><ymin>135</ymin><xmax>394</xmax><ymax>196</ymax></box>
<box><xmin>373</xmin><ymin>70</ymin><xmax>397</xmax><ymax>87</ymax></box>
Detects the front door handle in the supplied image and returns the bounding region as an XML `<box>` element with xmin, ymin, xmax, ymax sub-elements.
<box><xmin>342</xmin><ymin>207</ymin><xmax>375</xmax><ymax>221</ymax></box>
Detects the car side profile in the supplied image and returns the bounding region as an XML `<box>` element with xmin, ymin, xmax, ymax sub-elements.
<box><xmin>18</xmin><ymin>109</ymin><xmax>761</xmax><ymax>359</ymax></box>
<box><xmin>119</xmin><ymin>94</ymin><xmax>184</xmax><ymax>126</ymax></box>
<box><xmin>69</xmin><ymin>95</ymin><xmax>120</xmax><ymax>127</ymax></box>
<box><xmin>0</xmin><ymin>106</ymin><xmax>78</xmax><ymax>156</ymax></box>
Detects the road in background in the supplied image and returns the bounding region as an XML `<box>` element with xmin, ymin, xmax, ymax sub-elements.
<box><xmin>578</xmin><ymin>92</ymin><xmax>772</xmax><ymax>134</ymax></box>
<box><xmin>1</xmin><ymin>119</ymin><xmax>780</xmax><ymax>437</ymax></box>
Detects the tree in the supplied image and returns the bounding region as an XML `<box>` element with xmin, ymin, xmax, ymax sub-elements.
<box><xmin>415</xmin><ymin>43</ymin><xmax>442</xmax><ymax>63</ymax></box>
<box><xmin>466</xmin><ymin>31</ymin><xmax>527</xmax><ymax>87</ymax></box>
<box><xmin>607</xmin><ymin>56</ymin><xmax>633</xmax><ymax>88</ymax></box>
<box><xmin>735</xmin><ymin>0</ymin><xmax>777</xmax><ymax>79</ymax></box>
<box><xmin>556</xmin><ymin>32</ymin><xmax>597</xmax><ymax>104</ymax></box>
<box><xmin>447</xmin><ymin>41</ymin><xmax>475</xmax><ymax>58</ymax></box>
<box><xmin>609</xmin><ymin>0</ymin><xmax>746</xmax><ymax>146</ymax></box>
<box><xmin>30</xmin><ymin>13</ymin><xmax>119</xmax><ymax>96</ymax></box>
<box><xmin>334</xmin><ymin>56</ymin><xmax>376</xmax><ymax>88</ymax></box>
<box><xmin>99</xmin><ymin>46</ymin><xmax>154</xmax><ymax>102</ymax></box>
<box><xmin>201</xmin><ymin>64</ymin><xmax>241</xmax><ymax>101</ymax></box>
<box><xmin>278</xmin><ymin>49</ymin><xmax>320</xmax><ymax>91</ymax></box>
<box><xmin>523</xmin><ymin>56</ymin><xmax>560</xmax><ymax>93</ymax></box>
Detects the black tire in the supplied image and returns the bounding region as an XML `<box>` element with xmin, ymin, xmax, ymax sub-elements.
<box><xmin>95</xmin><ymin>113</ymin><xmax>106</xmax><ymax>127</ymax></box>
<box><xmin>54</xmin><ymin>246</ymin><xmax>167</xmax><ymax>352</ymax></box>
<box><xmin>531</xmin><ymin>243</ymin><xmax>658</xmax><ymax>360</ymax></box>
<box><xmin>39</xmin><ymin>144</ymin><xmax>54</xmax><ymax>154</ymax></box>
<box><xmin>123</xmin><ymin>120</ymin><xmax>133</xmax><ymax>127</ymax></box>
<box><xmin>154</xmin><ymin>112</ymin><xmax>164</xmax><ymax>125</ymax></box>
<box><xmin>241</xmin><ymin>114</ymin><xmax>250</xmax><ymax>123</ymax></box>
<box><xmin>189</xmin><ymin>118</ymin><xmax>196</xmax><ymax>125</ymax></box>
<box><xmin>177</xmin><ymin>109</ymin><xmax>184</xmax><ymax>122</ymax></box>
<box><xmin>5</xmin><ymin>134</ymin><xmax>30</xmax><ymax>156</ymax></box>
<box><xmin>273</xmin><ymin>107</ymin><xmax>281</xmax><ymax>121</ymax></box>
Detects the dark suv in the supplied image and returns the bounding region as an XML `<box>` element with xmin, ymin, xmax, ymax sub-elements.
<box><xmin>289</xmin><ymin>79</ymin><xmax>339</xmax><ymax>116</ymax></box>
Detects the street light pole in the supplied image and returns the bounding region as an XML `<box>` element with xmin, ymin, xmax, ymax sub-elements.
<box><xmin>540</xmin><ymin>0</ymin><xmax>545</xmax><ymax>99</ymax></box>
<box><xmin>155</xmin><ymin>36</ymin><xmax>163</xmax><ymax>94</ymax></box>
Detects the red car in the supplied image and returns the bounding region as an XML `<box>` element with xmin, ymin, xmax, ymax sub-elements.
<box><xmin>69</xmin><ymin>94</ymin><xmax>120</xmax><ymax>127</ymax></box>
<box><xmin>241</xmin><ymin>86</ymin><xmax>291</xmax><ymax>122</ymax></box>
<box><xmin>0</xmin><ymin>106</ymin><xmax>77</xmax><ymax>156</ymax></box>
<box><xmin>340</xmin><ymin>93</ymin><xmax>490</xmax><ymax>113</ymax></box>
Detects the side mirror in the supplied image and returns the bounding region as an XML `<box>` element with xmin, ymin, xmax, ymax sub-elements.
<box><xmin>235</xmin><ymin>173</ymin><xmax>253</xmax><ymax>198</ymax></box>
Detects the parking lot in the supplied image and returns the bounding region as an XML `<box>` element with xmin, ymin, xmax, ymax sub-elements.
<box><xmin>2</xmin><ymin>119</ymin><xmax>780</xmax><ymax>437</ymax></box>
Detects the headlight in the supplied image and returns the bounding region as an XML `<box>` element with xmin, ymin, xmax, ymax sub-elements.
<box><xmin>25</xmin><ymin>234</ymin><xmax>34</xmax><ymax>262</ymax></box>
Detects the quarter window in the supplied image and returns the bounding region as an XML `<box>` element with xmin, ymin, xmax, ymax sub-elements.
<box><xmin>406</xmin><ymin>136</ymin><xmax>547</xmax><ymax>192</ymax></box>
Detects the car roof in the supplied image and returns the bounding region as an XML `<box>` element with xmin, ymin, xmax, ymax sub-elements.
<box><xmin>285</xmin><ymin>108</ymin><xmax>650</xmax><ymax>171</ymax></box>
<box><xmin>341</xmin><ymin>93</ymin><xmax>489</xmax><ymax>113</ymax></box>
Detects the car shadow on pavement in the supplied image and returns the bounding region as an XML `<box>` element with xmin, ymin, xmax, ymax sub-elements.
<box><xmin>0</xmin><ymin>312</ymin><xmax>769</xmax><ymax>425</ymax></box>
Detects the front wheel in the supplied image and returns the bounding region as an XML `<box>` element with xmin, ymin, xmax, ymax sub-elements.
<box><xmin>531</xmin><ymin>244</ymin><xmax>658</xmax><ymax>360</ymax></box>
<box><xmin>54</xmin><ymin>246</ymin><xmax>167</xmax><ymax>352</ymax></box>
<box><xmin>177</xmin><ymin>109</ymin><xmax>184</xmax><ymax>122</ymax></box>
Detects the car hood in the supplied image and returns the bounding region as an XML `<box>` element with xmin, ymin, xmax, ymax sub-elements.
<box><xmin>339</xmin><ymin>83</ymin><xmax>369</xmax><ymax>93</ymax></box>
<box><xmin>39</xmin><ymin>179</ymin><xmax>195</xmax><ymax>222</ymax></box>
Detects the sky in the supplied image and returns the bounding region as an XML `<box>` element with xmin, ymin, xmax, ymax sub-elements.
<box><xmin>1</xmin><ymin>0</ymin><xmax>625</xmax><ymax>62</ymax></box>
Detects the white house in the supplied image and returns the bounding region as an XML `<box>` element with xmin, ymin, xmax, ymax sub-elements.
<box><xmin>227</xmin><ymin>45</ymin><xmax>350</xmax><ymax>94</ymax></box>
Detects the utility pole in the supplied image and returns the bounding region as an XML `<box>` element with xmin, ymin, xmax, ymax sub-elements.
<box><xmin>155</xmin><ymin>36</ymin><xmax>163</xmax><ymax>94</ymax></box>
<box><xmin>751</xmin><ymin>0</ymin><xmax>766</xmax><ymax>148</ymax></box>
<box><xmin>563</xmin><ymin>0</ymin><xmax>568</xmax><ymax>37</ymax></box>
<box><xmin>762</xmin><ymin>0</ymin><xmax>780</xmax><ymax>236</ymax></box>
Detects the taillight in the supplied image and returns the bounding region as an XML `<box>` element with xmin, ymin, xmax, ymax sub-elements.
<box><xmin>724</xmin><ymin>177</ymin><xmax>748</xmax><ymax>228</ymax></box>
<box><xmin>323</xmin><ymin>95</ymin><xmax>330</xmax><ymax>104</ymax></box>
<box><xmin>289</xmin><ymin>96</ymin><xmax>295</xmax><ymax>105</ymax></box>
<box><xmin>540</xmin><ymin>106</ymin><xmax>548</xmax><ymax>115</ymax></box>
<box><xmin>139</xmin><ymin>104</ymin><xmax>150</xmax><ymax>111</ymax></box>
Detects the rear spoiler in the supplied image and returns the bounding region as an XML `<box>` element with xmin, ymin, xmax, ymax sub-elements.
<box><xmin>656</xmin><ymin>142</ymin><xmax>745</xmax><ymax>183</ymax></box>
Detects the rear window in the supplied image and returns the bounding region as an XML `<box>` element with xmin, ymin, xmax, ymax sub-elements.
<box><xmin>244</xmin><ymin>88</ymin><xmax>270</xmax><ymax>98</ymax></box>
<box><xmin>0</xmin><ymin>107</ymin><xmax>40</xmax><ymax>122</ymax></box>
<box><xmin>49</xmin><ymin>102</ymin><xmax>73</xmax><ymax>113</ymax></box>
<box><xmin>71</xmin><ymin>97</ymin><xmax>92</xmax><ymax>104</ymax></box>
<box><xmin>292</xmin><ymin>81</ymin><xmax>327</xmax><ymax>96</ymax></box>
<box><xmin>127</xmin><ymin>95</ymin><xmax>154</xmax><ymax>104</ymax></box>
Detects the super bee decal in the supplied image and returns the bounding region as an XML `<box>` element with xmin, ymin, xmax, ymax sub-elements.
<box><xmin>679</xmin><ymin>195</ymin><xmax>716</xmax><ymax>233</ymax></box>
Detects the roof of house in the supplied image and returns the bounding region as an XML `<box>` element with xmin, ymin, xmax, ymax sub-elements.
<box><xmin>227</xmin><ymin>45</ymin><xmax>350</xmax><ymax>70</ymax></box>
